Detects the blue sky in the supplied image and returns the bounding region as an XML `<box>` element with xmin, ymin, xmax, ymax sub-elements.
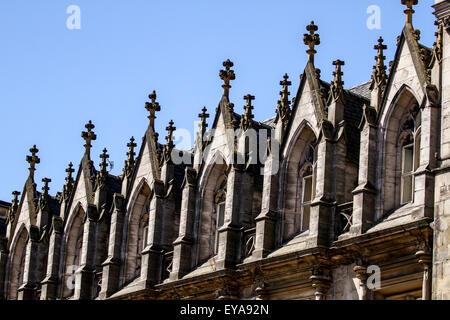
<box><xmin>0</xmin><ymin>0</ymin><xmax>437</xmax><ymax>201</ymax></box>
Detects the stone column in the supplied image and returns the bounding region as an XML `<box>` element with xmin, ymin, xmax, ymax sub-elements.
<box><xmin>353</xmin><ymin>265</ymin><xmax>370</xmax><ymax>300</ymax></box>
<box><xmin>309</xmin><ymin>121</ymin><xmax>335</xmax><ymax>247</ymax></box>
<box><xmin>74</xmin><ymin>204</ymin><xmax>98</xmax><ymax>300</ymax></box>
<box><xmin>40</xmin><ymin>216</ymin><xmax>64</xmax><ymax>300</ymax></box>
<box><xmin>99</xmin><ymin>194</ymin><xmax>125</xmax><ymax>299</ymax></box>
<box><xmin>140</xmin><ymin>180</ymin><xmax>165</xmax><ymax>287</ymax></box>
<box><xmin>416</xmin><ymin>249</ymin><xmax>432</xmax><ymax>300</ymax></box>
<box><xmin>253</xmin><ymin>152</ymin><xmax>278</xmax><ymax>259</ymax></box>
<box><xmin>0</xmin><ymin>238</ymin><xmax>9</xmax><ymax>300</ymax></box>
<box><xmin>216</xmin><ymin>165</ymin><xmax>243</xmax><ymax>270</ymax></box>
<box><xmin>18</xmin><ymin>225</ymin><xmax>40</xmax><ymax>300</ymax></box>
<box><xmin>310</xmin><ymin>272</ymin><xmax>332</xmax><ymax>300</ymax></box>
<box><xmin>170</xmin><ymin>168</ymin><xmax>197</xmax><ymax>281</ymax></box>
<box><xmin>352</xmin><ymin>106</ymin><xmax>378</xmax><ymax>234</ymax></box>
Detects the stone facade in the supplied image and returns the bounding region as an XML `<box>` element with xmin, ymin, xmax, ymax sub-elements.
<box><xmin>0</xmin><ymin>0</ymin><xmax>449</xmax><ymax>300</ymax></box>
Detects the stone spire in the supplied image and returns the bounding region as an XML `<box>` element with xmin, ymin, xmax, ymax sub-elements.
<box><xmin>97</xmin><ymin>148</ymin><xmax>109</xmax><ymax>189</ymax></box>
<box><xmin>81</xmin><ymin>121</ymin><xmax>97</xmax><ymax>158</ymax></box>
<box><xmin>370</xmin><ymin>37</ymin><xmax>387</xmax><ymax>112</ymax></box>
<box><xmin>328</xmin><ymin>60</ymin><xmax>345</xmax><ymax>104</ymax></box>
<box><xmin>63</xmin><ymin>162</ymin><xmax>75</xmax><ymax>201</ymax></box>
<box><xmin>145</xmin><ymin>90</ymin><xmax>161</xmax><ymax>131</ymax></box>
<box><xmin>277</xmin><ymin>74</ymin><xmax>292</xmax><ymax>130</ymax></box>
<box><xmin>219</xmin><ymin>59</ymin><xmax>236</xmax><ymax>98</ymax></box>
<box><xmin>303</xmin><ymin>21</ymin><xmax>320</xmax><ymax>64</ymax></box>
<box><xmin>240</xmin><ymin>94</ymin><xmax>255</xmax><ymax>131</ymax></box>
<box><xmin>371</xmin><ymin>37</ymin><xmax>388</xmax><ymax>90</ymax></box>
<box><xmin>26</xmin><ymin>145</ymin><xmax>40</xmax><ymax>179</ymax></box>
<box><xmin>402</xmin><ymin>0</ymin><xmax>418</xmax><ymax>26</ymax></box>
<box><xmin>164</xmin><ymin>120</ymin><xmax>176</xmax><ymax>163</ymax></box>
<box><xmin>8</xmin><ymin>191</ymin><xmax>20</xmax><ymax>224</ymax></box>
<box><xmin>39</xmin><ymin>178</ymin><xmax>51</xmax><ymax>211</ymax></box>
<box><xmin>198</xmin><ymin>107</ymin><xmax>210</xmax><ymax>138</ymax></box>
<box><xmin>124</xmin><ymin>137</ymin><xmax>137</xmax><ymax>179</ymax></box>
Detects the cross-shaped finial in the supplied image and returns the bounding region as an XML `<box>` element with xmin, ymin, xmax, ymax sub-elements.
<box><xmin>280</xmin><ymin>73</ymin><xmax>292</xmax><ymax>104</ymax></box>
<box><xmin>42</xmin><ymin>178</ymin><xmax>52</xmax><ymax>195</ymax></box>
<box><xmin>9</xmin><ymin>191</ymin><xmax>21</xmax><ymax>223</ymax></box>
<box><xmin>303</xmin><ymin>21</ymin><xmax>321</xmax><ymax>64</ymax></box>
<box><xmin>241</xmin><ymin>95</ymin><xmax>255</xmax><ymax>131</ymax></box>
<box><xmin>26</xmin><ymin>145</ymin><xmax>40</xmax><ymax>177</ymax></box>
<box><xmin>198</xmin><ymin>107</ymin><xmax>210</xmax><ymax>137</ymax></box>
<box><xmin>219</xmin><ymin>59</ymin><xmax>236</xmax><ymax>97</ymax></box>
<box><xmin>145</xmin><ymin>90</ymin><xmax>161</xmax><ymax>130</ymax></box>
<box><xmin>165</xmin><ymin>120</ymin><xmax>177</xmax><ymax>146</ymax></box>
<box><xmin>12</xmin><ymin>191</ymin><xmax>21</xmax><ymax>203</ymax></box>
<box><xmin>277</xmin><ymin>74</ymin><xmax>292</xmax><ymax>129</ymax></box>
<box><xmin>372</xmin><ymin>37</ymin><xmax>387</xmax><ymax>89</ymax></box>
<box><xmin>127</xmin><ymin>137</ymin><xmax>137</xmax><ymax>160</ymax></box>
<box><xmin>163</xmin><ymin>120</ymin><xmax>177</xmax><ymax>164</ymax></box>
<box><xmin>402</xmin><ymin>0</ymin><xmax>418</xmax><ymax>25</ymax></box>
<box><xmin>81</xmin><ymin>121</ymin><xmax>97</xmax><ymax>157</ymax></box>
<box><xmin>244</xmin><ymin>94</ymin><xmax>255</xmax><ymax>109</ymax></box>
<box><xmin>124</xmin><ymin>137</ymin><xmax>137</xmax><ymax>178</ymax></box>
<box><xmin>332</xmin><ymin>60</ymin><xmax>345</xmax><ymax>86</ymax></box>
<box><xmin>328</xmin><ymin>60</ymin><xmax>345</xmax><ymax>104</ymax></box>
<box><xmin>374</xmin><ymin>37</ymin><xmax>387</xmax><ymax>59</ymax></box>
<box><xmin>66</xmin><ymin>162</ymin><xmax>75</xmax><ymax>182</ymax></box>
<box><xmin>99</xmin><ymin>148</ymin><xmax>109</xmax><ymax>173</ymax></box>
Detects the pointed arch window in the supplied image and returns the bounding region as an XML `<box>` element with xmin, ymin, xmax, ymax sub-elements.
<box><xmin>214</xmin><ymin>173</ymin><xmax>227</xmax><ymax>254</ymax></box>
<box><xmin>297</xmin><ymin>143</ymin><xmax>318</xmax><ymax>233</ymax></box>
<box><xmin>398</xmin><ymin>109</ymin><xmax>421</xmax><ymax>205</ymax></box>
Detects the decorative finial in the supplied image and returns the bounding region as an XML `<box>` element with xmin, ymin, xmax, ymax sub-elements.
<box><xmin>198</xmin><ymin>107</ymin><xmax>210</xmax><ymax>138</ymax></box>
<box><xmin>26</xmin><ymin>145</ymin><xmax>40</xmax><ymax>178</ymax></box>
<box><xmin>39</xmin><ymin>178</ymin><xmax>51</xmax><ymax>211</ymax></box>
<box><xmin>402</xmin><ymin>0</ymin><xmax>418</xmax><ymax>26</ymax></box>
<box><xmin>145</xmin><ymin>90</ymin><xmax>161</xmax><ymax>130</ymax></box>
<box><xmin>240</xmin><ymin>94</ymin><xmax>255</xmax><ymax>131</ymax></box>
<box><xmin>63</xmin><ymin>162</ymin><xmax>75</xmax><ymax>201</ymax></box>
<box><xmin>81</xmin><ymin>121</ymin><xmax>97</xmax><ymax>158</ymax></box>
<box><xmin>124</xmin><ymin>137</ymin><xmax>137</xmax><ymax>178</ymax></box>
<box><xmin>8</xmin><ymin>191</ymin><xmax>21</xmax><ymax>224</ymax></box>
<box><xmin>303</xmin><ymin>21</ymin><xmax>320</xmax><ymax>64</ymax></box>
<box><xmin>164</xmin><ymin>120</ymin><xmax>176</xmax><ymax>163</ymax></box>
<box><xmin>277</xmin><ymin>74</ymin><xmax>292</xmax><ymax>130</ymax></box>
<box><xmin>97</xmin><ymin>148</ymin><xmax>109</xmax><ymax>190</ymax></box>
<box><xmin>371</xmin><ymin>37</ymin><xmax>387</xmax><ymax>90</ymax></box>
<box><xmin>41</xmin><ymin>178</ymin><xmax>51</xmax><ymax>195</ymax></box>
<box><xmin>219</xmin><ymin>59</ymin><xmax>236</xmax><ymax>97</ymax></box>
<box><xmin>328</xmin><ymin>60</ymin><xmax>345</xmax><ymax>104</ymax></box>
<box><xmin>99</xmin><ymin>148</ymin><xmax>109</xmax><ymax>173</ymax></box>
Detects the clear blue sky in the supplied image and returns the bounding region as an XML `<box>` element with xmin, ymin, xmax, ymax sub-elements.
<box><xmin>0</xmin><ymin>0</ymin><xmax>437</xmax><ymax>201</ymax></box>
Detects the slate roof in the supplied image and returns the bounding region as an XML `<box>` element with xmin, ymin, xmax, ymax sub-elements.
<box><xmin>0</xmin><ymin>201</ymin><xmax>10</xmax><ymax>209</ymax></box>
<box><xmin>320</xmin><ymin>81</ymin><xmax>370</xmax><ymax>164</ymax></box>
<box><xmin>348</xmin><ymin>81</ymin><xmax>371</xmax><ymax>100</ymax></box>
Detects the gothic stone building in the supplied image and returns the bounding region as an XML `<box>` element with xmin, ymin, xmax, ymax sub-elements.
<box><xmin>0</xmin><ymin>0</ymin><xmax>449</xmax><ymax>300</ymax></box>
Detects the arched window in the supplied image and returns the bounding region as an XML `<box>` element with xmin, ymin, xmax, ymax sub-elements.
<box><xmin>135</xmin><ymin>209</ymin><xmax>149</xmax><ymax>276</ymax></box>
<box><xmin>214</xmin><ymin>173</ymin><xmax>227</xmax><ymax>254</ymax></box>
<box><xmin>397</xmin><ymin>108</ymin><xmax>421</xmax><ymax>205</ymax></box>
<box><xmin>296</xmin><ymin>143</ymin><xmax>317</xmax><ymax>232</ymax></box>
<box><xmin>124</xmin><ymin>182</ymin><xmax>151</xmax><ymax>284</ymax></box>
<box><xmin>383</xmin><ymin>89</ymin><xmax>421</xmax><ymax>214</ymax></box>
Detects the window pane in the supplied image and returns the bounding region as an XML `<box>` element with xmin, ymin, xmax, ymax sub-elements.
<box><xmin>403</xmin><ymin>145</ymin><xmax>413</xmax><ymax>173</ymax></box>
<box><xmin>402</xmin><ymin>175</ymin><xmax>413</xmax><ymax>203</ymax></box>
<box><xmin>217</xmin><ymin>202</ymin><xmax>225</xmax><ymax>228</ymax></box>
<box><xmin>302</xmin><ymin>205</ymin><xmax>310</xmax><ymax>232</ymax></box>
<box><xmin>303</xmin><ymin>176</ymin><xmax>312</xmax><ymax>202</ymax></box>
